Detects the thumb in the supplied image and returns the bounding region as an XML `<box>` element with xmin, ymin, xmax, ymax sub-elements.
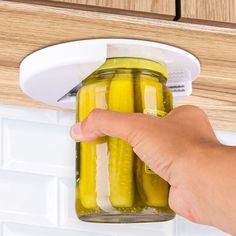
<box><xmin>70</xmin><ymin>109</ymin><xmax>146</xmax><ymax>144</ymax></box>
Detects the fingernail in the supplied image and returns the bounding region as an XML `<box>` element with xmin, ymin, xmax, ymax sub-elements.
<box><xmin>70</xmin><ymin>123</ymin><xmax>82</xmax><ymax>141</ymax></box>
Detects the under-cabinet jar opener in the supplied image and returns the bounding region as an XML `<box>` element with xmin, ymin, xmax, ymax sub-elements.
<box><xmin>19</xmin><ymin>39</ymin><xmax>200</xmax><ymax>109</ymax></box>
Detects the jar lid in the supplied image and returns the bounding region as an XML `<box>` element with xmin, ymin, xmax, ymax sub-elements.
<box><xmin>97</xmin><ymin>58</ymin><xmax>168</xmax><ymax>79</ymax></box>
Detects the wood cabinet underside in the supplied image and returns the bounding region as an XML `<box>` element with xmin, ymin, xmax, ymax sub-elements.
<box><xmin>0</xmin><ymin>1</ymin><xmax>236</xmax><ymax>131</ymax></box>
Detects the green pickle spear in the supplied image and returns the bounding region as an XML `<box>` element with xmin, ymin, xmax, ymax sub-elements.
<box><xmin>76</xmin><ymin>81</ymin><xmax>108</xmax><ymax>209</ymax></box>
<box><xmin>135</xmin><ymin>75</ymin><xmax>169</xmax><ymax>207</ymax></box>
<box><xmin>108</xmin><ymin>74</ymin><xmax>135</xmax><ymax>208</ymax></box>
<box><xmin>164</xmin><ymin>87</ymin><xmax>173</xmax><ymax>113</ymax></box>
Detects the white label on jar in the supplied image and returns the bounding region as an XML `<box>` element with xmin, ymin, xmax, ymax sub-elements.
<box><xmin>96</xmin><ymin>142</ymin><xmax>118</xmax><ymax>212</ymax></box>
<box><xmin>144</xmin><ymin>85</ymin><xmax>157</xmax><ymax>112</ymax></box>
<box><xmin>95</xmin><ymin>87</ymin><xmax>118</xmax><ymax>212</ymax></box>
<box><xmin>143</xmin><ymin>85</ymin><xmax>166</xmax><ymax>117</ymax></box>
<box><xmin>95</xmin><ymin>86</ymin><xmax>108</xmax><ymax>109</ymax></box>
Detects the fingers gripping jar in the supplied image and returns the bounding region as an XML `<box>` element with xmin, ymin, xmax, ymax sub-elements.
<box><xmin>75</xmin><ymin>57</ymin><xmax>175</xmax><ymax>223</ymax></box>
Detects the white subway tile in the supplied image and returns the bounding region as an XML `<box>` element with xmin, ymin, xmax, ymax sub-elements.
<box><xmin>0</xmin><ymin>170</ymin><xmax>57</xmax><ymax>226</ymax></box>
<box><xmin>215</xmin><ymin>130</ymin><xmax>236</xmax><ymax>146</ymax></box>
<box><xmin>59</xmin><ymin>178</ymin><xmax>77</xmax><ymax>227</ymax></box>
<box><xmin>3</xmin><ymin>119</ymin><xmax>75</xmax><ymax>177</ymax></box>
<box><xmin>3</xmin><ymin>223</ymin><xmax>112</xmax><ymax>236</ymax></box>
<box><xmin>1</xmin><ymin>103</ymin><xmax>234</xmax><ymax>236</ymax></box>
<box><xmin>59</xmin><ymin>178</ymin><xmax>173</xmax><ymax>236</ymax></box>
<box><xmin>57</xmin><ymin>111</ymin><xmax>75</xmax><ymax>126</ymax></box>
<box><xmin>132</xmin><ymin>220</ymin><xmax>176</xmax><ymax>236</ymax></box>
<box><xmin>176</xmin><ymin>216</ymin><xmax>229</xmax><ymax>236</ymax></box>
<box><xmin>0</xmin><ymin>104</ymin><xmax>57</xmax><ymax>124</ymax></box>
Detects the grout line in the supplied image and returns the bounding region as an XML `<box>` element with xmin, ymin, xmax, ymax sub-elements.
<box><xmin>0</xmin><ymin>165</ymin><xmax>73</xmax><ymax>179</ymax></box>
<box><xmin>57</xmin><ymin>177</ymin><xmax>60</xmax><ymax>227</ymax></box>
<box><xmin>175</xmin><ymin>216</ymin><xmax>178</xmax><ymax>236</ymax></box>
<box><xmin>173</xmin><ymin>0</ymin><xmax>181</xmax><ymax>21</ymax></box>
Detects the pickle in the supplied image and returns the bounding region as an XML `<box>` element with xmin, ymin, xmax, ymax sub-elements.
<box><xmin>135</xmin><ymin>76</ymin><xmax>169</xmax><ymax>207</ymax></box>
<box><xmin>108</xmin><ymin>74</ymin><xmax>135</xmax><ymax>207</ymax></box>
<box><xmin>136</xmin><ymin>159</ymin><xmax>169</xmax><ymax>206</ymax></box>
<box><xmin>164</xmin><ymin>87</ymin><xmax>173</xmax><ymax>113</ymax></box>
<box><xmin>77</xmin><ymin>81</ymin><xmax>108</xmax><ymax>209</ymax></box>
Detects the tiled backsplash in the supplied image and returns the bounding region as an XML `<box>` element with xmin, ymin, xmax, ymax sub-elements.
<box><xmin>0</xmin><ymin>104</ymin><xmax>234</xmax><ymax>236</ymax></box>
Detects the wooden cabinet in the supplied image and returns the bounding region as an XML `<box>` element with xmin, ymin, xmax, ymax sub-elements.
<box><xmin>11</xmin><ymin>0</ymin><xmax>176</xmax><ymax>20</ymax></box>
<box><xmin>51</xmin><ymin>0</ymin><xmax>176</xmax><ymax>19</ymax></box>
<box><xmin>0</xmin><ymin>1</ymin><xmax>236</xmax><ymax>131</ymax></box>
<box><xmin>181</xmin><ymin>0</ymin><xmax>236</xmax><ymax>27</ymax></box>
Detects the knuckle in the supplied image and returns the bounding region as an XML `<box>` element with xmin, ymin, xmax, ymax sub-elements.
<box><xmin>183</xmin><ymin>105</ymin><xmax>202</xmax><ymax>113</ymax></box>
<box><xmin>81</xmin><ymin>109</ymin><xmax>102</xmax><ymax>133</ymax></box>
<box><xmin>184</xmin><ymin>105</ymin><xmax>202</xmax><ymax>112</ymax></box>
<box><xmin>85</xmin><ymin>108</ymin><xmax>105</xmax><ymax>133</ymax></box>
<box><xmin>88</xmin><ymin>108</ymin><xmax>103</xmax><ymax>121</ymax></box>
<box><xmin>185</xmin><ymin>105</ymin><xmax>208</xmax><ymax>118</ymax></box>
<box><xmin>80</xmin><ymin>119</ymin><xmax>88</xmax><ymax>134</ymax></box>
<box><xmin>174</xmin><ymin>105</ymin><xmax>207</xmax><ymax>118</ymax></box>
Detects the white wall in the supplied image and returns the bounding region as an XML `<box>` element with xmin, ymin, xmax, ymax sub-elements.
<box><xmin>0</xmin><ymin>103</ymin><xmax>233</xmax><ymax>236</ymax></box>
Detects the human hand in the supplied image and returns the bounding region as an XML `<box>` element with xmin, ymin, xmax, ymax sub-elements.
<box><xmin>70</xmin><ymin>105</ymin><xmax>236</xmax><ymax>235</ymax></box>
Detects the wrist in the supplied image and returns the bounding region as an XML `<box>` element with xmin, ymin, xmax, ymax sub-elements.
<box><xmin>188</xmin><ymin>142</ymin><xmax>236</xmax><ymax>234</ymax></box>
<box><xmin>169</xmin><ymin>142</ymin><xmax>224</xmax><ymax>224</ymax></box>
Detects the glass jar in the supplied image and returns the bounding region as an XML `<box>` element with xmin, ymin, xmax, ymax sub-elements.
<box><xmin>75</xmin><ymin>57</ymin><xmax>175</xmax><ymax>223</ymax></box>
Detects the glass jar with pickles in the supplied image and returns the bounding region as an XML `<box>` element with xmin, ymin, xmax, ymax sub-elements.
<box><xmin>75</xmin><ymin>57</ymin><xmax>175</xmax><ymax>223</ymax></box>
